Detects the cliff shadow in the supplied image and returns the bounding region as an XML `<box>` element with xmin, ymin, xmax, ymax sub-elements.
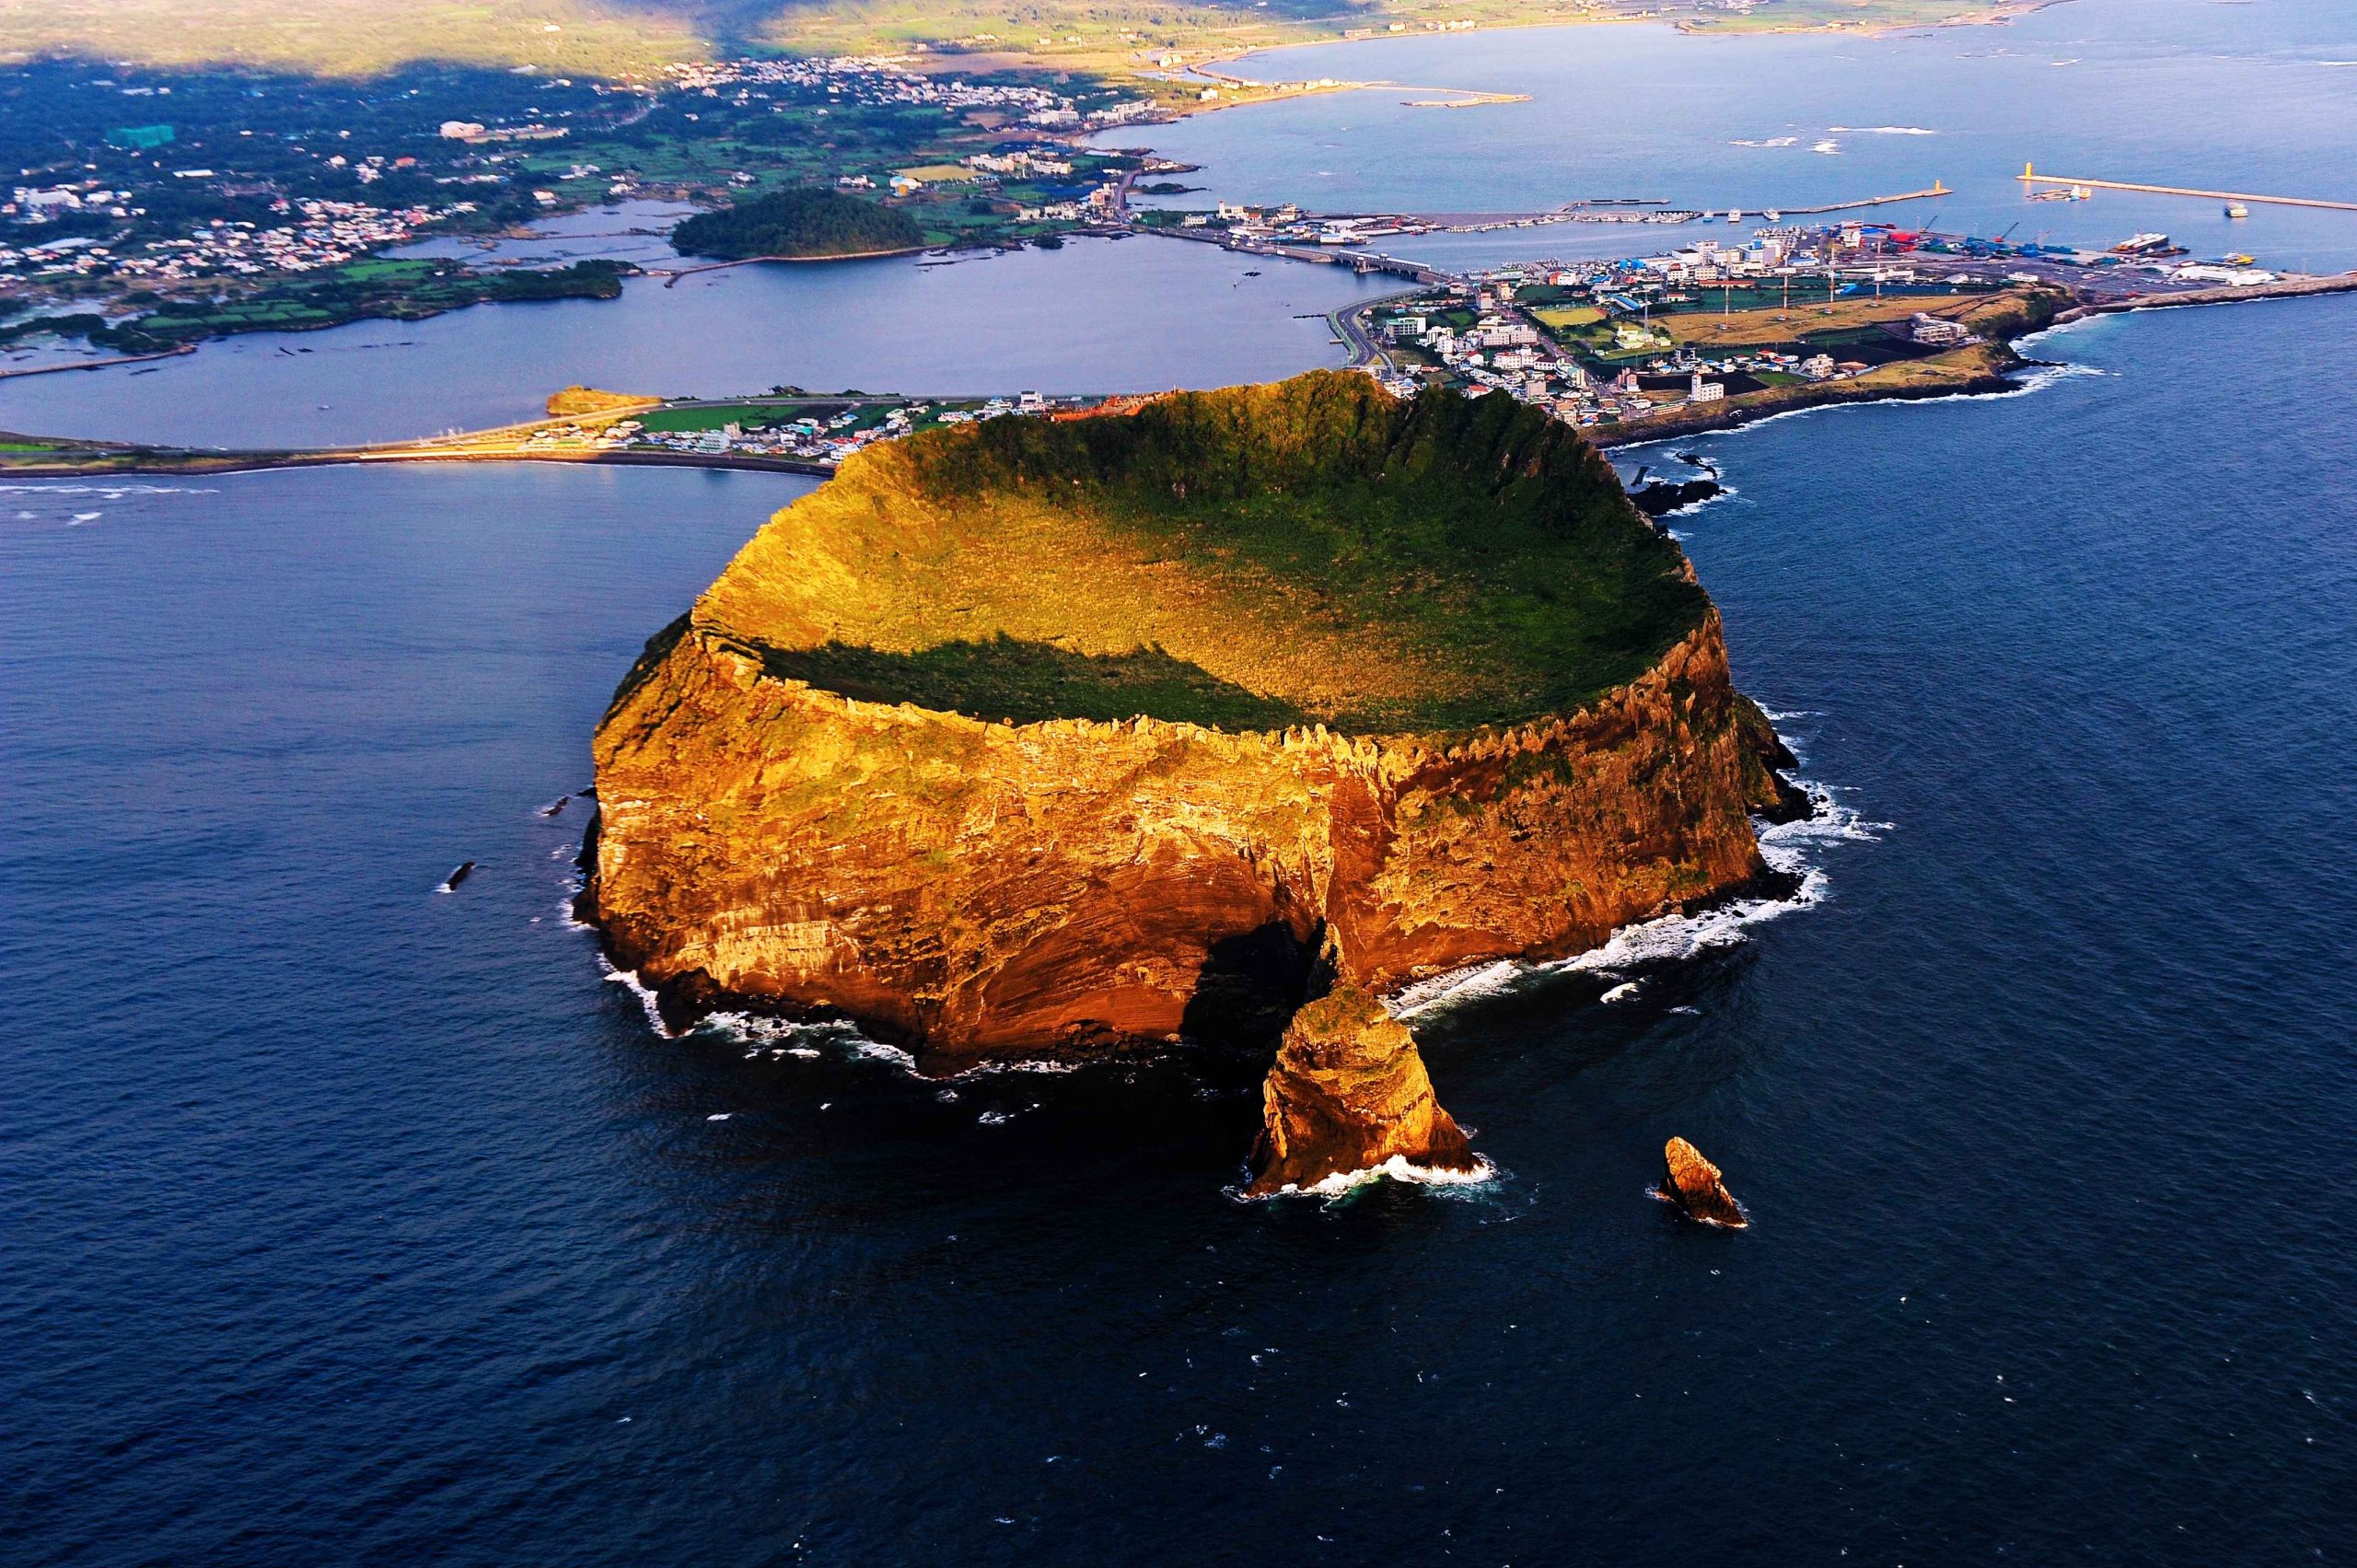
<box><xmin>755</xmin><ymin>634</ymin><xmax>1311</xmax><ymax>730</ymax></box>
<box><xmin>1178</xmin><ymin>919</ymin><xmax>1317</xmax><ymax>1069</ymax></box>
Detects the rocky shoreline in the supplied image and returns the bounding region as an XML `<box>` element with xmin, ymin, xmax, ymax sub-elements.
<box><xmin>584</xmin><ymin>610</ymin><xmax>1810</xmax><ymax>1057</ymax></box>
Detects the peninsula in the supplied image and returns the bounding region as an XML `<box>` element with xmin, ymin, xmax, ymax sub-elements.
<box><xmin>580</xmin><ymin>372</ymin><xmax>1805</xmax><ymax>1122</ymax></box>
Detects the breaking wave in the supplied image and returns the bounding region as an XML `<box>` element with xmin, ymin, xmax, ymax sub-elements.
<box><xmin>1392</xmin><ymin>773</ymin><xmax>1887</xmax><ymax>1022</ymax></box>
<box><xmin>0</xmin><ymin>483</ymin><xmax>218</xmax><ymax>497</ymax></box>
<box><xmin>1234</xmin><ymin>1152</ymin><xmax>1501</xmax><ymax>1203</ymax></box>
<box><xmin>598</xmin><ymin>957</ymin><xmax>668</xmax><ymax>1033</ymax></box>
<box><xmin>682</xmin><ymin>1005</ymin><xmax>1103</xmax><ymax>1083</ymax></box>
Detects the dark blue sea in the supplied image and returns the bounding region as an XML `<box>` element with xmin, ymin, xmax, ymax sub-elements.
<box><xmin>4</xmin><ymin>294</ymin><xmax>2352</xmax><ymax>1564</ymax></box>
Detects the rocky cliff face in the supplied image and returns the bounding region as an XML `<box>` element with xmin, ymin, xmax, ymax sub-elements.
<box><xmin>583</xmin><ymin>372</ymin><xmax>1799</xmax><ymax>1074</ymax></box>
<box><xmin>588</xmin><ymin>608</ymin><xmax>1786</xmax><ymax>1060</ymax></box>
<box><xmin>1246</xmin><ymin>985</ymin><xmax>1474</xmax><ymax>1196</ymax></box>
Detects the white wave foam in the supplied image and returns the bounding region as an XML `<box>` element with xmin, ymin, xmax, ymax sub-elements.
<box><xmin>1601</xmin><ymin>981</ymin><xmax>1642</xmax><ymax>1004</ymax></box>
<box><xmin>1391</xmin><ymin>958</ymin><xmax>1522</xmax><ymax>1016</ymax></box>
<box><xmin>950</xmin><ymin>1053</ymin><xmax>1087</xmax><ymax>1078</ymax></box>
<box><xmin>0</xmin><ymin>483</ymin><xmax>217</xmax><ymax>497</ymax></box>
<box><xmin>1661</xmin><ymin>482</ymin><xmax>1736</xmax><ymax>518</ymax></box>
<box><xmin>1810</xmin><ymin>139</ymin><xmax>1842</xmax><ymax>156</ymax></box>
<box><xmin>1828</xmin><ymin>124</ymin><xmax>1937</xmax><ymax>134</ymax></box>
<box><xmin>1998</xmin><ymin>360</ymin><xmax>2108</xmax><ymax>399</ymax></box>
<box><xmin>598</xmin><ymin>958</ymin><xmax>669</xmax><ymax>1034</ymax></box>
<box><xmin>668</xmin><ymin>999</ymin><xmax>1112</xmax><ymax>1086</ymax></box>
<box><xmin>1239</xmin><ymin>1152</ymin><xmax>1500</xmax><ymax>1202</ymax></box>
<box><xmin>1395</xmin><ymin>776</ymin><xmax>1885</xmax><ymax>1020</ymax></box>
<box><xmin>1650</xmin><ymin>1183</ymin><xmax>1749</xmax><ymax>1226</ymax></box>
<box><xmin>1730</xmin><ymin>135</ymin><xmax>1800</xmax><ymax>148</ymax></box>
<box><xmin>2010</xmin><ymin>311</ymin><xmax>2117</xmax><ymax>355</ymax></box>
<box><xmin>851</xmin><ymin>1036</ymin><xmax>918</xmax><ymax>1068</ymax></box>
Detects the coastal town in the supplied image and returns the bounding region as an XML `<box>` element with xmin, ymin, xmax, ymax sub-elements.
<box><xmin>6</xmin><ymin>30</ymin><xmax>2342</xmax><ymax>384</ymax></box>
<box><xmin>14</xmin><ymin>200</ymin><xmax>2351</xmax><ymax>480</ymax></box>
<box><xmin>6</xmin><ymin>18</ymin><xmax>2351</xmax><ymax>468</ymax></box>
<box><xmin>0</xmin><ymin>49</ymin><xmax>1170</xmax><ymax>331</ymax></box>
<box><xmin>2</xmin><ymin>193</ymin><xmax>480</xmax><ymax>285</ymax></box>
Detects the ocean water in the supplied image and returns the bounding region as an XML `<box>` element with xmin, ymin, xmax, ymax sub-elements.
<box><xmin>1122</xmin><ymin>0</ymin><xmax>2357</xmax><ymax>274</ymax></box>
<box><xmin>4</xmin><ymin>291</ymin><xmax>2351</xmax><ymax>1562</ymax></box>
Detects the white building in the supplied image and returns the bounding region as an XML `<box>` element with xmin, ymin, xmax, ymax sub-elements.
<box><xmin>1910</xmin><ymin>313</ymin><xmax>1972</xmax><ymax>345</ymax></box>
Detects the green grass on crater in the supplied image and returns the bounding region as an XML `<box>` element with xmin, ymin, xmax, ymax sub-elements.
<box><xmin>693</xmin><ymin>370</ymin><xmax>1712</xmax><ymax>736</ymax></box>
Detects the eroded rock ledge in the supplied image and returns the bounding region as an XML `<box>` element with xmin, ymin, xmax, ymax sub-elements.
<box><xmin>1246</xmin><ymin>985</ymin><xmax>1475</xmax><ymax>1197</ymax></box>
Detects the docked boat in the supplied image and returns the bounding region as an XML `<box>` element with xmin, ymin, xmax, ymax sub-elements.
<box><xmin>2111</xmin><ymin>231</ymin><xmax>2173</xmax><ymax>255</ymax></box>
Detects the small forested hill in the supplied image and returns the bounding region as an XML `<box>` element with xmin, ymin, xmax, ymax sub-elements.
<box><xmin>670</xmin><ymin>188</ymin><xmax>926</xmax><ymax>260</ymax></box>
<box><xmin>691</xmin><ymin>371</ymin><xmax>1712</xmax><ymax>735</ymax></box>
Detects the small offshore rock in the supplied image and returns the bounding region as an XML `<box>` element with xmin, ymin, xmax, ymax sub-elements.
<box><xmin>1246</xmin><ymin>985</ymin><xmax>1476</xmax><ymax>1197</ymax></box>
<box><xmin>439</xmin><ymin>860</ymin><xmax>477</xmax><ymax>891</ymax></box>
<box><xmin>1660</xmin><ymin>1136</ymin><xmax>1747</xmax><ymax>1227</ymax></box>
<box><xmin>1630</xmin><ymin>478</ymin><xmax>1723</xmax><ymax>517</ymax></box>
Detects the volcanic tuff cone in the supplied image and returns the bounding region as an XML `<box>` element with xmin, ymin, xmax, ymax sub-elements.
<box><xmin>1246</xmin><ymin>985</ymin><xmax>1476</xmax><ymax>1196</ymax></box>
<box><xmin>586</xmin><ymin>371</ymin><xmax>1800</xmax><ymax>1065</ymax></box>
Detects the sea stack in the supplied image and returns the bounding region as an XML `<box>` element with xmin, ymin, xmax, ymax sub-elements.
<box><xmin>583</xmin><ymin>371</ymin><xmax>1801</xmax><ymax>1067</ymax></box>
<box><xmin>1660</xmin><ymin>1136</ymin><xmax>1747</xmax><ymax>1227</ymax></box>
<box><xmin>1244</xmin><ymin>985</ymin><xmax>1476</xmax><ymax>1196</ymax></box>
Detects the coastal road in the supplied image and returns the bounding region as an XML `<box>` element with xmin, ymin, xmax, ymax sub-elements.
<box><xmin>1329</xmin><ymin>289</ymin><xmax>1427</xmax><ymax>371</ymax></box>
